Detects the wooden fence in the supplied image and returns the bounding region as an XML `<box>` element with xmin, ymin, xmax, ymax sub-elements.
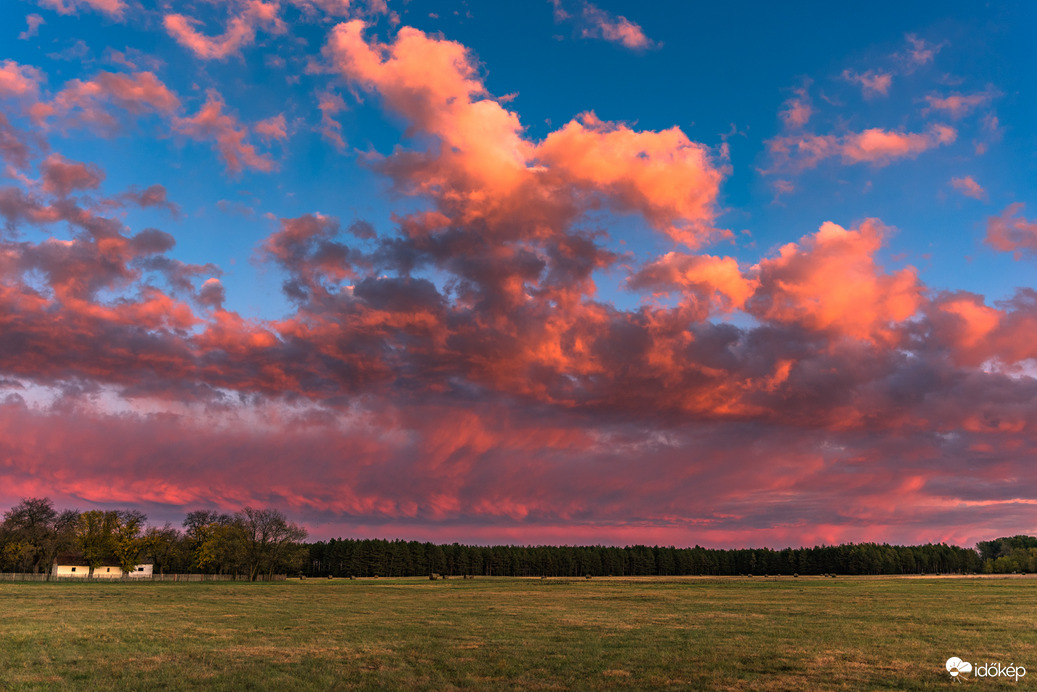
<box><xmin>0</xmin><ymin>572</ymin><xmax>286</xmax><ymax>582</ymax></box>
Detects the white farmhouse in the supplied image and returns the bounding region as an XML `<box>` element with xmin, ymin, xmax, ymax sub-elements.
<box><xmin>53</xmin><ymin>554</ymin><xmax>90</xmax><ymax>578</ymax></box>
<box><xmin>52</xmin><ymin>553</ymin><xmax>155</xmax><ymax>579</ymax></box>
<box><xmin>128</xmin><ymin>563</ymin><xmax>154</xmax><ymax>578</ymax></box>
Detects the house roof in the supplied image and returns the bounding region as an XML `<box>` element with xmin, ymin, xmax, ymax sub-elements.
<box><xmin>54</xmin><ymin>553</ymin><xmax>119</xmax><ymax>567</ymax></box>
<box><xmin>54</xmin><ymin>553</ymin><xmax>155</xmax><ymax>568</ymax></box>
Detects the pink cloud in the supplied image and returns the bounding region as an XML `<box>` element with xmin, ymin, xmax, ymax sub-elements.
<box><xmin>924</xmin><ymin>91</ymin><xmax>996</xmax><ymax>119</ymax></box>
<box><xmin>19</xmin><ymin>14</ymin><xmax>45</xmax><ymax>40</ymax></box>
<box><xmin>779</xmin><ymin>87</ymin><xmax>812</xmax><ymax>130</ymax></box>
<box><xmin>841</xmin><ymin>125</ymin><xmax>956</xmax><ymax>163</ymax></box>
<box><xmin>904</xmin><ymin>34</ymin><xmax>941</xmax><ymax>67</ymax></box>
<box><xmin>39</xmin><ymin>153</ymin><xmax>105</xmax><ymax>196</ymax></box>
<box><xmin>289</xmin><ymin>0</ymin><xmax>388</xmax><ymax>16</ymax></box>
<box><xmin>0</xmin><ymin>60</ymin><xmax>44</xmax><ymax>99</ymax></box>
<box><xmin>552</xmin><ymin>1</ymin><xmax>657</xmax><ymax>50</ymax></box>
<box><xmin>34</xmin><ymin>71</ymin><xmax>180</xmax><ymax>132</ymax></box>
<box><xmin>174</xmin><ymin>91</ymin><xmax>276</xmax><ymax>173</ymax></box>
<box><xmin>950</xmin><ymin>175</ymin><xmax>986</xmax><ymax>201</ymax></box>
<box><xmin>0</xmin><ymin>114</ymin><xmax>41</xmax><ymax>170</ymax></box>
<box><xmin>986</xmin><ymin>203</ymin><xmax>1037</xmax><ymax>259</ymax></box>
<box><xmin>119</xmin><ymin>184</ymin><xmax>181</xmax><ymax>217</ymax></box>
<box><xmin>578</xmin><ymin>2</ymin><xmax>656</xmax><ymax>50</ymax></box>
<box><xmin>254</xmin><ymin>114</ymin><xmax>288</xmax><ymax>142</ymax></box>
<box><xmin>767</xmin><ymin>124</ymin><xmax>956</xmax><ymax>172</ymax></box>
<box><xmin>842</xmin><ymin>69</ymin><xmax>892</xmax><ymax>98</ymax></box>
<box><xmin>37</xmin><ymin>0</ymin><xmax>126</xmax><ymax>19</ymax></box>
<box><xmin>316</xmin><ymin>90</ymin><xmax>347</xmax><ymax>150</ymax></box>
<box><xmin>164</xmin><ymin>1</ymin><xmax>286</xmax><ymax>60</ymax></box>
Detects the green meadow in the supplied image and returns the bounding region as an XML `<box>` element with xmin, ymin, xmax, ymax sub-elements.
<box><xmin>2</xmin><ymin>576</ymin><xmax>1034</xmax><ymax>690</ymax></box>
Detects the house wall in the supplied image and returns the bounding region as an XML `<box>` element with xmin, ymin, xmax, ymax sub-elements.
<box><xmin>128</xmin><ymin>564</ymin><xmax>154</xmax><ymax>578</ymax></box>
<box><xmin>54</xmin><ymin>565</ymin><xmax>90</xmax><ymax>578</ymax></box>
<box><xmin>93</xmin><ymin>566</ymin><xmax>123</xmax><ymax>579</ymax></box>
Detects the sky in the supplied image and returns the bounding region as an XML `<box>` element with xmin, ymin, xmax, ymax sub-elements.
<box><xmin>1</xmin><ymin>0</ymin><xmax>1036</xmax><ymax>548</ymax></box>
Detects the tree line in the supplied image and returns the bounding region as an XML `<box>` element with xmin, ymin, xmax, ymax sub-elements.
<box><xmin>305</xmin><ymin>537</ymin><xmax>984</xmax><ymax>577</ymax></box>
<box><xmin>0</xmin><ymin>498</ymin><xmax>307</xmax><ymax>580</ymax></box>
<box><xmin>6</xmin><ymin>497</ymin><xmax>1034</xmax><ymax>578</ymax></box>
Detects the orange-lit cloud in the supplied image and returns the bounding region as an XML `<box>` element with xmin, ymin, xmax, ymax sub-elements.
<box><xmin>749</xmin><ymin>219</ymin><xmax>922</xmax><ymax>342</ymax></box>
<box><xmin>325</xmin><ymin>20</ymin><xmax>723</xmax><ymax>246</ymax></box>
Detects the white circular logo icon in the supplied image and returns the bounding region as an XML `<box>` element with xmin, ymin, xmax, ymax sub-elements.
<box><xmin>946</xmin><ymin>657</ymin><xmax>973</xmax><ymax>678</ymax></box>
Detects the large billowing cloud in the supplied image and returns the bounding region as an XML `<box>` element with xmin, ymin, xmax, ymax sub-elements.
<box><xmin>0</xmin><ymin>10</ymin><xmax>1034</xmax><ymax>548</ymax></box>
<box><xmin>324</xmin><ymin>20</ymin><xmax>724</xmax><ymax>247</ymax></box>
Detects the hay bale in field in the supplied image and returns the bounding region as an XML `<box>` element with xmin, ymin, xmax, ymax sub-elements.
<box><xmin>793</xmin><ymin>573</ymin><xmax>799</xmax><ymax>578</ymax></box>
<box><xmin>327</xmin><ymin>575</ymin><xmax>334</xmax><ymax>580</ymax></box>
<box><xmin>429</xmin><ymin>573</ymin><xmax>440</xmax><ymax>580</ymax></box>
<box><xmin>349</xmin><ymin>575</ymin><xmax>356</xmax><ymax>580</ymax></box>
<box><xmin>585</xmin><ymin>574</ymin><xmax>592</xmax><ymax>580</ymax></box>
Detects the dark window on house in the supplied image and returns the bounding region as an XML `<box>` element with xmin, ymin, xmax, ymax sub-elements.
<box><xmin>138</xmin><ymin>567</ymin><xmax>144</xmax><ymax>571</ymax></box>
<box><xmin>106</xmin><ymin>568</ymin><xmax>110</xmax><ymax>572</ymax></box>
<box><xmin>71</xmin><ymin>567</ymin><xmax>76</xmax><ymax>572</ymax></box>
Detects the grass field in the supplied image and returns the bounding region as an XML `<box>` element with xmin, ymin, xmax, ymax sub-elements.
<box><xmin>2</xmin><ymin>575</ymin><xmax>1035</xmax><ymax>690</ymax></box>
